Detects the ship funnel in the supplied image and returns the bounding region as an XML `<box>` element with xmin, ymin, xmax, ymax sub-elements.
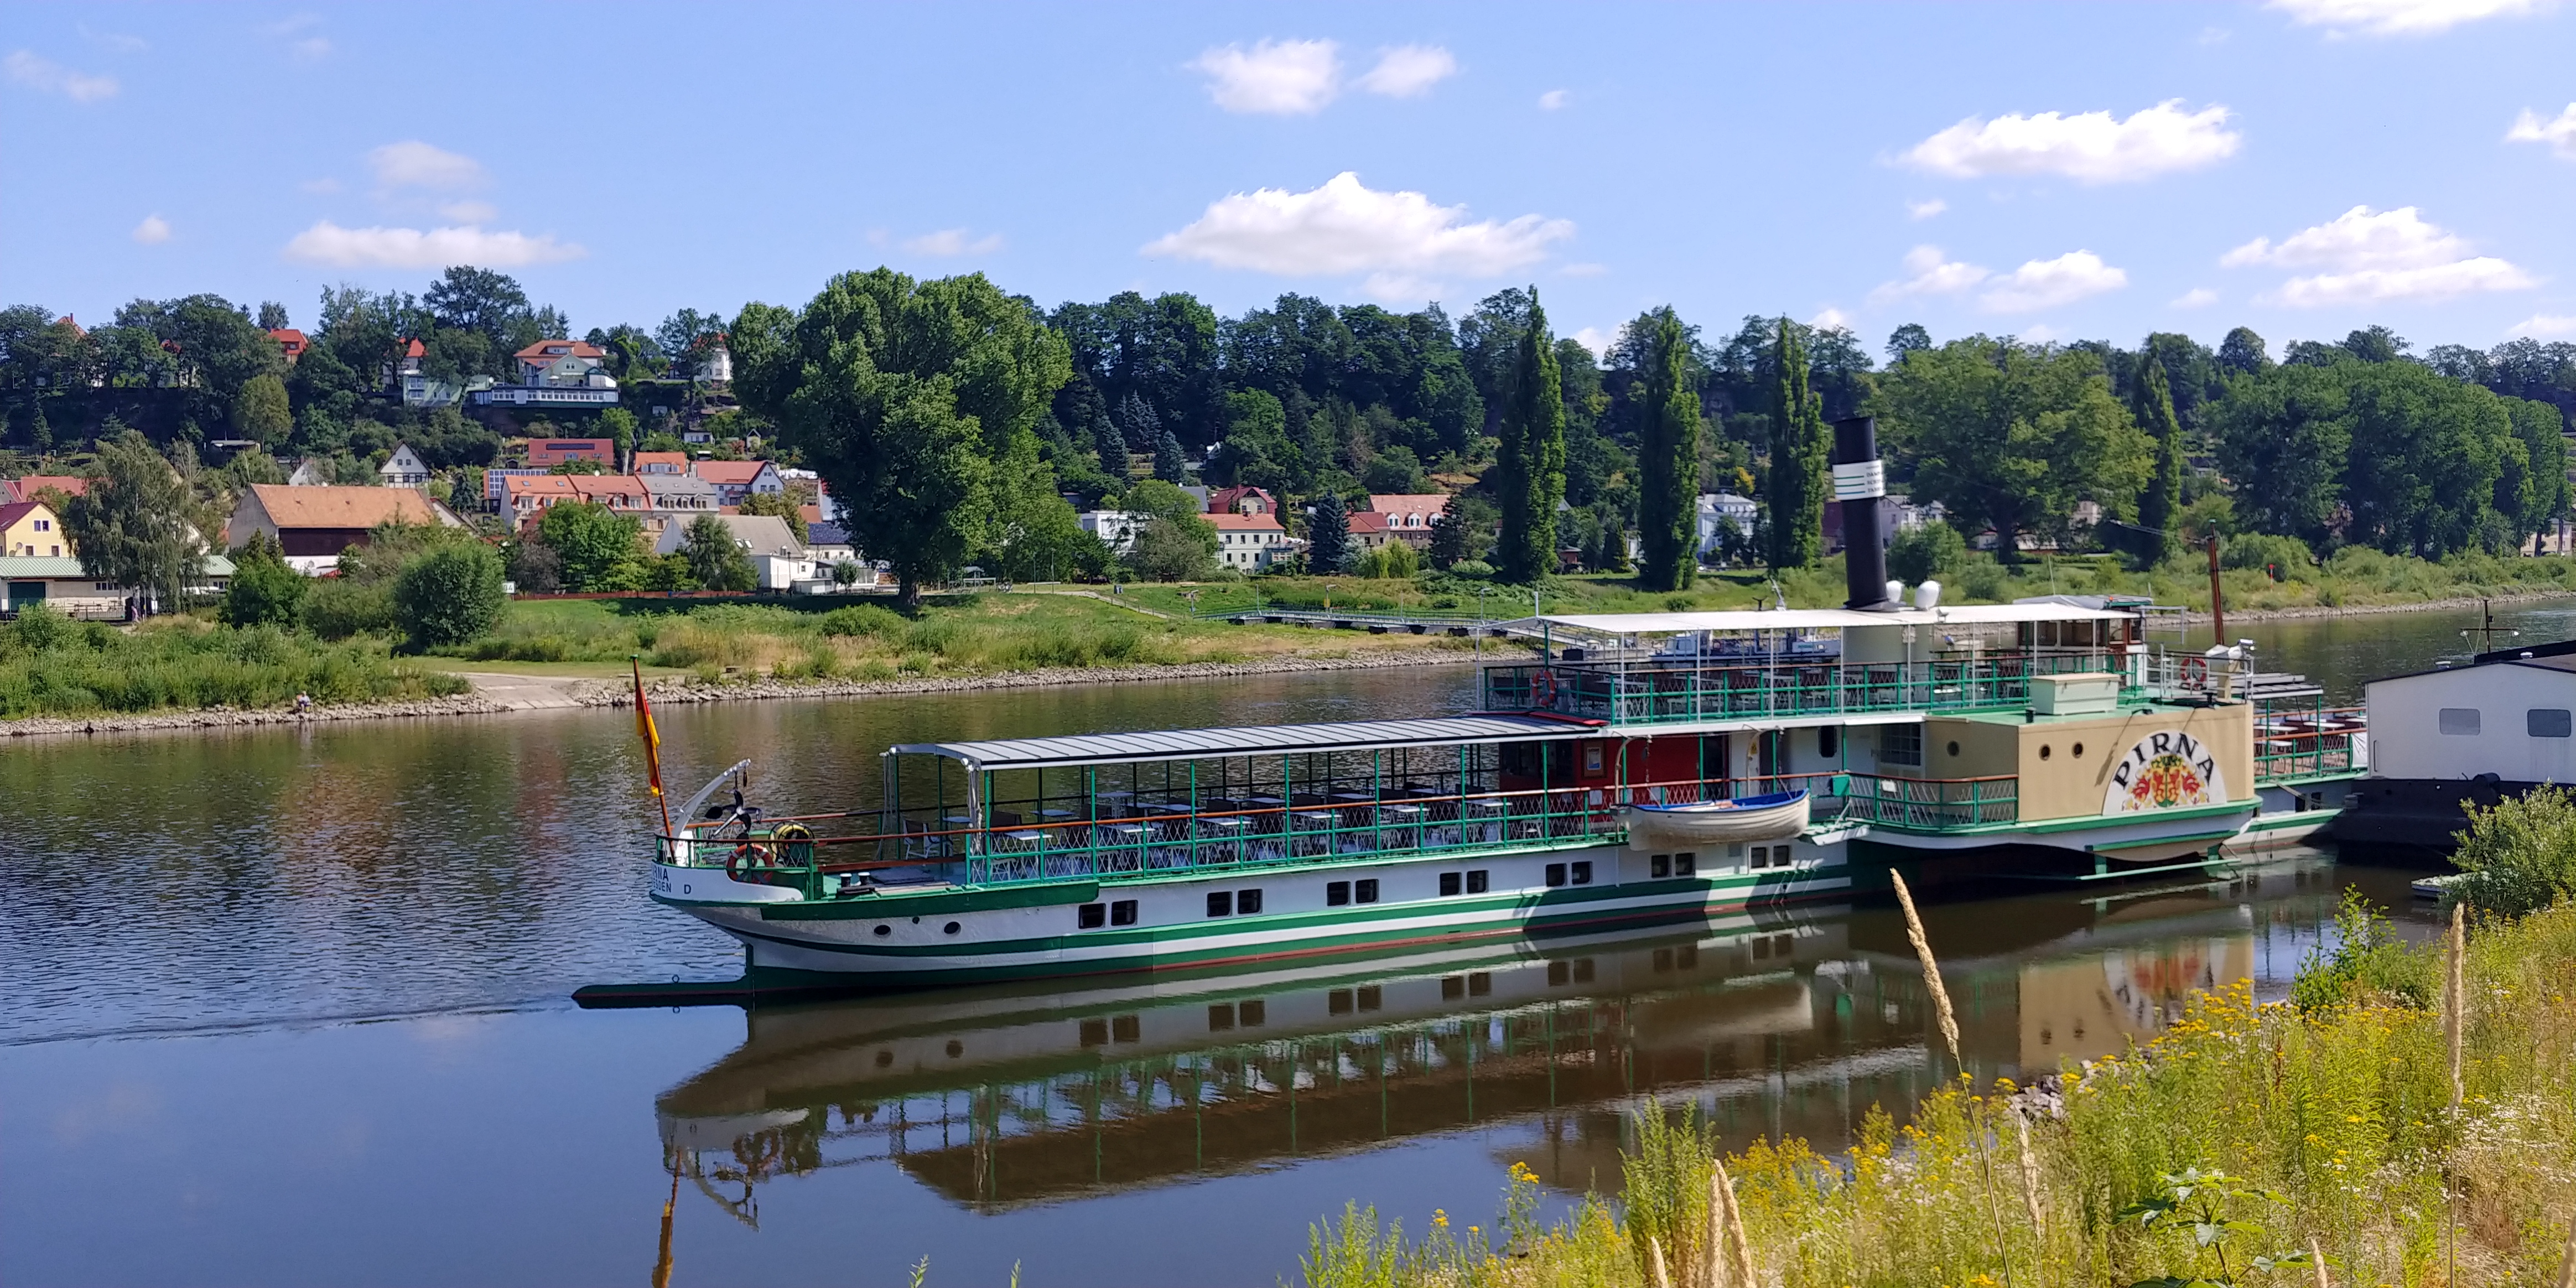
<box><xmin>1835</xmin><ymin>415</ymin><xmax>1897</xmax><ymax>611</ymax></box>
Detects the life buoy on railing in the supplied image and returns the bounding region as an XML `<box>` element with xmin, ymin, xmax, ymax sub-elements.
<box><xmin>727</xmin><ymin>841</ymin><xmax>774</xmax><ymax>882</ymax></box>
<box><xmin>2180</xmin><ymin>656</ymin><xmax>2208</xmax><ymax>688</ymax></box>
<box><xmin>1530</xmin><ymin>668</ymin><xmax>1560</xmax><ymax>709</ymax></box>
<box><xmin>771</xmin><ymin>822</ymin><xmax>814</xmax><ymax>870</ymax></box>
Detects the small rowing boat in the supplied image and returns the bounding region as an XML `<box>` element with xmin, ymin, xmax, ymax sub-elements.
<box><xmin>1622</xmin><ymin>791</ymin><xmax>1810</xmax><ymax>847</ymax></box>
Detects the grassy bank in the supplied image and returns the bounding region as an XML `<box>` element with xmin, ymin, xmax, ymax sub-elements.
<box><xmin>1299</xmin><ymin>895</ymin><xmax>2576</xmax><ymax>1287</ymax></box>
<box><xmin>420</xmin><ymin>592</ymin><xmax>1460</xmax><ymax>683</ymax></box>
<box><xmin>0</xmin><ymin>607</ymin><xmax>468</xmax><ymax>719</ymax></box>
<box><xmin>1148</xmin><ymin>546</ymin><xmax>2576</xmax><ymax>621</ymax></box>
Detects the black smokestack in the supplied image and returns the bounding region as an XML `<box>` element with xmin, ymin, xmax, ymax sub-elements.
<box><xmin>1834</xmin><ymin>414</ymin><xmax>1896</xmax><ymax>611</ymax></box>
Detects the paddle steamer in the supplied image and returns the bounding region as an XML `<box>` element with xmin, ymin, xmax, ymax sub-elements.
<box><xmin>642</xmin><ymin>417</ymin><xmax>2365</xmax><ymax>986</ymax></box>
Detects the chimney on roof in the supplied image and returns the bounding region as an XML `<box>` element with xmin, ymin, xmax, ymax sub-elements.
<box><xmin>1834</xmin><ymin>415</ymin><xmax>1897</xmax><ymax>612</ymax></box>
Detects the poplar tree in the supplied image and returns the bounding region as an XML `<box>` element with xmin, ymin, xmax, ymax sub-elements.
<box><xmin>2130</xmin><ymin>352</ymin><xmax>2184</xmax><ymax>566</ymax></box>
<box><xmin>1635</xmin><ymin>310</ymin><xmax>1700</xmax><ymax>590</ymax></box>
<box><xmin>1494</xmin><ymin>290</ymin><xmax>1564</xmax><ymax>584</ymax></box>
<box><xmin>1767</xmin><ymin>319</ymin><xmax>1826</xmax><ymax>571</ymax></box>
<box><xmin>1307</xmin><ymin>491</ymin><xmax>1352</xmax><ymax>574</ymax></box>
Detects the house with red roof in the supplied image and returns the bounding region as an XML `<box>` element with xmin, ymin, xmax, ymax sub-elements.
<box><xmin>525</xmin><ymin>438</ymin><xmax>615</xmax><ymax>468</ymax></box>
<box><xmin>1209</xmin><ymin>511</ymin><xmax>1295</xmax><ymax>571</ymax></box>
<box><xmin>9</xmin><ymin>476</ymin><xmax>89</xmax><ymax>503</ymax></box>
<box><xmin>694</xmin><ymin>459</ymin><xmax>783</xmax><ymax>508</ymax></box>
<box><xmin>1344</xmin><ymin>509</ymin><xmax>1396</xmax><ymax>552</ymax></box>
<box><xmin>475</xmin><ymin>339</ymin><xmax>619</xmax><ymax>408</ymax></box>
<box><xmin>1207</xmin><ymin>485</ymin><xmax>1277</xmax><ymax>517</ymax></box>
<box><xmin>2</xmin><ymin>500</ymin><xmax>68</xmax><ymax>558</ymax></box>
<box><xmin>268</xmin><ymin>328</ymin><xmax>308</xmax><ymax>364</ymax></box>
<box><xmin>1364</xmin><ymin>494</ymin><xmax>1449</xmax><ymax>549</ymax></box>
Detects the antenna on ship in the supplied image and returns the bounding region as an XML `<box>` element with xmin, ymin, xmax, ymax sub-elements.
<box><xmin>2461</xmin><ymin>598</ymin><xmax>2518</xmax><ymax>653</ymax></box>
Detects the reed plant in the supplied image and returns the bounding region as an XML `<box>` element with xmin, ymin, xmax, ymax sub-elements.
<box><xmin>1296</xmin><ymin>896</ymin><xmax>2576</xmax><ymax>1287</ymax></box>
<box><xmin>0</xmin><ymin>608</ymin><xmax>466</xmax><ymax>718</ymax></box>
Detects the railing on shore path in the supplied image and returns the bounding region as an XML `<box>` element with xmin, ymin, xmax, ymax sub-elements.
<box><xmin>659</xmin><ymin>770</ymin><xmax>2023</xmax><ymax>899</ymax></box>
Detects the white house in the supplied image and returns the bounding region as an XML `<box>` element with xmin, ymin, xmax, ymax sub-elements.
<box><xmin>474</xmin><ymin>340</ymin><xmax>620</xmax><ymax>408</ymax></box>
<box><xmin>1210</xmin><ymin>512</ymin><xmax>1295</xmax><ymax>571</ymax></box>
<box><xmin>1696</xmin><ymin>492</ymin><xmax>1757</xmax><ymax>555</ymax></box>
<box><xmin>378</xmin><ymin>444</ymin><xmax>430</xmax><ymax>487</ymax></box>
<box><xmin>1079</xmin><ymin>510</ymin><xmax>1146</xmax><ymax>554</ymax></box>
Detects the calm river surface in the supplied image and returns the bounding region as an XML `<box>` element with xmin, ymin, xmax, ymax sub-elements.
<box><xmin>3</xmin><ymin>600</ymin><xmax>2558</xmax><ymax>1287</ymax></box>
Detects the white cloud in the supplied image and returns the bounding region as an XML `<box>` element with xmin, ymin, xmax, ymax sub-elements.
<box><xmin>2222</xmin><ymin>204</ymin><xmax>2536</xmax><ymax>305</ymax></box>
<box><xmin>1190</xmin><ymin>39</ymin><xmax>1340</xmax><ymax>115</ymax></box>
<box><xmin>902</xmin><ymin>227</ymin><xmax>1005</xmax><ymax>256</ymax></box>
<box><xmin>2268</xmin><ymin>0</ymin><xmax>2551</xmax><ymax>35</ymax></box>
<box><xmin>1571</xmin><ymin>326</ymin><xmax>1617</xmax><ymax>358</ymax></box>
<box><xmin>1906</xmin><ymin>198</ymin><xmax>1948</xmax><ymax>220</ymax></box>
<box><xmin>2020</xmin><ymin>324</ymin><xmax>2068</xmax><ymax>344</ymax></box>
<box><xmin>2507</xmin><ymin>103</ymin><xmax>2576</xmax><ymax>160</ymax></box>
<box><xmin>131</xmin><ymin>215</ymin><xmax>170</xmax><ymax>245</ymax></box>
<box><xmin>1355</xmin><ymin>45</ymin><xmax>1456</xmax><ymax>97</ymax></box>
<box><xmin>1868</xmin><ymin>245</ymin><xmax>1991</xmax><ymax>305</ymax></box>
<box><xmin>5</xmin><ymin>50</ymin><xmax>118</xmax><ymax>102</ymax></box>
<box><xmin>80</xmin><ymin>27</ymin><xmax>147</xmax><ymax>53</ymax></box>
<box><xmin>1538</xmin><ymin>89</ymin><xmax>1569</xmax><ymax>111</ymax></box>
<box><xmin>1361</xmin><ymin>272</ymin><xmax>1440</xmax><ymax>304</ymax></box>
<box><xmin>1900</xmin><ymin>100</ymin><xmax>2241</xmax><ymax>184</ymax></box>
<box><xmin>1809</xmin><ymin>307</ymin><xmax>1855</xmax><ymax>332</ymax></box>
<box><xmin>2172</xmin><ymin>287</ymin><xmax>2221</xmax><ymax>308</ymax></box>
<box><xmin>367</xmin><ymin>141</ymin><xmax>487</xmax><ymax>192</ymax></box>
<box><xmin>2507</xmin><ymin>314</ymin><xmax>2576</xmax><ymax>338</ymax></box>
<box><xmin>1979</xmin><ymin>250</ymin><xmax>2128</xmax><ymax>312</ymax></box>
<box><xmin>1143</xmin><ymin>172</ymin><xmax>1574</xmax><ymax>278</ymax></box>
<box><xmin>438</xmin><ymin>200</ymin><xmax>498</xmax><ymax>224</ymax></box>
<box><xmin>1556</xmin><ymin>261</ymin><xmax>1606</xmax><ymax>278</ymax></box>
<box><xmin>282</xmin><ymin>221</ymin><xmax>584</xmax><ymax>269</ymax></box>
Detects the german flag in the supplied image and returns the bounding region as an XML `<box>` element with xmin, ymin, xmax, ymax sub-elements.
<box><xmin>632</xmin><ymin>658</ymin><xmax>664</xmax><ymax>799</ymax></box>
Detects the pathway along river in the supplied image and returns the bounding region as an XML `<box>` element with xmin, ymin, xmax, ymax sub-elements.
<box><xmin>4</xmin><ymin>599</ymin><xmax>2563</xmax><ymax>1287</ymax></box>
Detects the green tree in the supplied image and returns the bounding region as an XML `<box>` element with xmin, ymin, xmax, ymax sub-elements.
<box><xmin>1876</xmin><ymin>337</ymin><xmax>2152</xmax><ymax>564</ymax></box>
<box><xmin>231</xmin><ymin>373</ymin><xmax>293</xmax><ymax>445</ymax></box>
<box><xmin>733</xmin><ymin>270</ymin><xmax>1071</xmax><ymax>607</ymax></box>
<box><xmin>1492</xmin><ymin>289</ymin><xmax>1564</xmax><ymax>583</ymax></box>
<box><xmin>1153</xmin><ymin>426</ymin><xmax>1188</xmax><ymax>483</ymax></box>
<box><xmin>679</xmin><ymin>514</ymin><xmax>757</xmax><ymax>591</ymax></box>
<box><xmin>392</xmin><ymin>542</ymin><xmax>507</xmax><ymax>648</ymax></box>
<box><xmin>2128</xmin><ymin>351</ymin><xmax>2184</xmax><ymax>565</ymax></box>
<box><xmin>1767</xmin><ymin>318</ymin><xmax>1827</xmax><ymax>572</ymax></box>
<box><xmin>2505</xmin><ymin>398</ymin><xmax>2569</xmax><ymax>546</ymax></box>
<box><xmin>1307</xmin><ymin>491</ymin><xmax>1353</xmax><ymax>574</ymax></box>
<box><xmin>535</xmin><ymin>500</ymin><xmax>645</xmax><ymax>591</ymax></box>
<box><xmin>1635</xmin><ymin>310</ymin><xmax>1701</xmax><ymax>590</ymax></box>
<box><xmin>2212</xmin><ymin>363</ymin><xmax>2351</xmax><ymax>549</ymax></box>
<box><xmin>1427</xmin><ymin>492</ymin><xmax>1469</xmax><ymax>569</ymax></box>
<box><xmin>61</xmin><ymin>425</ymin><xmax>201</xmax><ymax>613</ymax></box>
<box><xmin>737</xmin><ymin>490</ymin><xmax>807</xmax><ymax>543</ymax></box>
<box><xmin>1886</xmin><ymin>520</ymin><xmax>1967</xmax><ymax>584</ymax></box>
<box><xmin>1131</xmin><ymin>516</ymin><xmax>1216</xmax><ymax>580</ymax></box>
<box><xmin>2217</xmin><ymin>326</ymin><xmax>2272</xmax><ymax>377</ymax></box>
<box><xmin>596</xmin><ymin>407</ymin><xmax>638</xmax><ymax>470</ymax></box>
<box><xmin>219</xmin><ymin>534</ymin><xmax>308</xmax><ymax>628</ymax></box>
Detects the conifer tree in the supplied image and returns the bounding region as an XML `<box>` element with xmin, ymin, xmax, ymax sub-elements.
<box><xmin>1766</xmin><ymin>319</ymin><xmax>1826</xmax><ymax>571</ymax></box>
<box><xmin>1153</xmin><ymin>427</ymin><xmax>1187</xmax><ymax>483</ymax></box>
<box><xmin>2130</xmin><ymin>352</ymin><xmax>2184</xmax><ymax>566</ymax></box>
<box><xmin>1494</xmin><ymin>290</ymin><xmax>1565</xmax><ymax>583</ymax></box>
<box><xmin>1635</xmin><ymin>311</ymin><xmax>1700</xmax><ymax>590</ymax></box>
<box><xmin>1307</xmin><ymin>491</ymin><xmax>1352</xmax><ymax>574</ymax></box>
<box><xmin>1427</xmin><ymin>492</ymin><xmax>1468</xmax><ymax>569</ymax></box>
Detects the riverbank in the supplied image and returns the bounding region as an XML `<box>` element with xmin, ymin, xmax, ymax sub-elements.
<box><xmin>1298</xmin><ymin>896</ymin><xmax>2576</xmax><ymax>1287</ymax></box>
<box><xmin>0</xmin><ymin>646</ymin><xmax>1477</xmax><ymax>739</ymax></box>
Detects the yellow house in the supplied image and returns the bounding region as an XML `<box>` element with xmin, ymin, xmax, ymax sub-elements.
<box><xmin>1</xmin><ymin>499</ymin><xmax>69</xmax><ymax>558</ymax></box>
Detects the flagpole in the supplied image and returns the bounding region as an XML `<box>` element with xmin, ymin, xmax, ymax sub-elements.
<box><xmin>634</xmin><ymin>656</ymin><xmax>674</xmax><ymax>839</ymax></box>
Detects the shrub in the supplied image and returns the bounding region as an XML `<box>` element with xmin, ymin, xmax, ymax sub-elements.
<box><xmin>220</xmin><ymin>558</ymin><xmax>309</xmax><ymax>629</ymax></box>
<box><xmin>2222</xmin><ymin>531</ymin><xmax>2316</xmax><ymax>581</ymax></box>
<box><xmin>2291</xmin><ymin>888</ymin><xmax>2438</xmax><ymax>1011</ymax></box>
<box><xmin>818</xmin><ymin>604</ymin><xmax>905</xmax><ymax>638</ymax></box>
<box><xmin>6</xmin><ymin>602</ymin><xmax>71</xmax><ymax>651</ymax></box>
<box><xmin>1887</xmin><ymin>520</ymin><xmax>1967</xmax><ymax>585</ymax></box>
<box><xmin>393</xmin><ymin>543</ymin><xmax>507</xmax><ymax>650</ymax></box>
<box><xmin>2448</xmin><ymin>785</ymin><xmax>2576</xmax><ymax>916</ymax></box>
<box><xmin>1957</xmin><ymin>557</ymin><xmax>2009</xmax><ymax>601</ymax></box>
<box><xmin>302</xmin><ymin>578</ymin><xmax>397</xmax><ymax>639</ymax></box>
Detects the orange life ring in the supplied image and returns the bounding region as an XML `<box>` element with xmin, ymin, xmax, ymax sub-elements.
<box><xmin>2180</xmin><ymin>657</ymin><xmax>2208</xmax><ymax>688</ymax></box>
<box><xmin>1530</xmin><ymin>668</ymin><xmax>1560</xmax><ymax>709</ymax></box>
<box><xmin>728</xmin><ymin>843</ymin><xmax>773</xmax><ymax>882</ymax></box>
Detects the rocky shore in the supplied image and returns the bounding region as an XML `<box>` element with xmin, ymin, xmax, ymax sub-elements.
<box><xmin>0</xmin><ymin>647</ymin><xmax>1477</xmax><ymax>740</ymax></box>
<box><xmin>2193</xmin><ymin>588</ymin><xmax>2576</xmax><ymax>625</ymax></box>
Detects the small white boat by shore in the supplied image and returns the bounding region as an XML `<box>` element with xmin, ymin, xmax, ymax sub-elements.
<box><xmin>1623</xmin><ymin>791</ymin><xmax>1810</xmax><ymax>847</ymax></box>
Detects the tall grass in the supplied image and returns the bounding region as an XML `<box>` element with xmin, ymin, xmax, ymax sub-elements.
<box><xmin>1299</xmin><ymin>898</ymin><xmax>2576</xmax><ymax>1287</ymax></box>
<box><xmin>0</xmin><ymin>609</ymin><xmax>466</xmax><ymax>718</ymax></box>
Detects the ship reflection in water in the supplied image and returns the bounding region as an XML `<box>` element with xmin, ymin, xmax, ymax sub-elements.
<box><xmin>652</xmin><ymin>856</ymin><xmax>2355</xmax><ymax>1224</ymax></box>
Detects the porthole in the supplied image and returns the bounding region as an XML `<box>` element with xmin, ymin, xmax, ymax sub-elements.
<box><xmin>2039</xmin><ymin>745</ymin><xmax>2053</xmax><ymax>761</ymax></box>
<box><xmin>945</xmin><ymin>1040</ymin><xmax>964</xmax><ymax>1058</ymax></box>
<box><xmin>943</xmin><ymin>921</ymin><xmax>961</xmax><ymax>935</ymax></box>
<box><xmin>873</xmin><ymin>924</ymin><xmax>891</xmax><ymax>937</ymax></box>
<box><xmin>1946</xmin><ymin>741</ymin><xmax>1960</xmax><ymax>757</ymax></box>
<box><xmin>2071</xmin><ymin>742</ymin><xmax>2085</xmax><ymax>758</ymax></box>
<box><xmin>874</xmin><ymin>1050</ymin><xmax>894</xmax><ymax>1067</ymax></box>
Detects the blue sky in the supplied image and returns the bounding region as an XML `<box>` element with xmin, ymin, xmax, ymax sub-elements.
<box><xmin>5</xmin><ymin>1</ymin><xmax>2574</xmax><ymax>357</ymax></box>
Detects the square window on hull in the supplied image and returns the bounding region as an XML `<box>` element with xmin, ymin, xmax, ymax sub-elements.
<box><xmin>1355</xmin><ymin>879</ymin><xmax>1379</xmax><ymax>903</ymax></box>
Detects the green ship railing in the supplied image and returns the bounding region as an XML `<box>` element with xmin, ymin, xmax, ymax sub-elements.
<box><xmin>658</xmin><ymin>768</ymin><xmax>2022</xmax><ymax>899</ymax></box>
<box><xmin>1482</xmin><ymin>652</ymin><xmax>2133</xmax><ymax>728</ymax></box>
<box><xmin>2251</xmin><ymin>698</ymin><xmax>2365</xmax><ymax>785</ymax></box>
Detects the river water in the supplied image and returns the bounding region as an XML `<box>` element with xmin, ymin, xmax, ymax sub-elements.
<box><xmin>2</xmin><ymin>599</ymin><xmax>2558</xmax><ymax>1287</ymax></box>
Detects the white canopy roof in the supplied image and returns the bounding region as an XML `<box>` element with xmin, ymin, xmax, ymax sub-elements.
<box><xmin>893</xmin><ymin>713</ymin><xmax>1595</xmax><ymax>771</ymax></box>
<box><xmin>1538</xmin><ymin>601</ymin><xmax>2134</xmax><ymax>635</ymax></box>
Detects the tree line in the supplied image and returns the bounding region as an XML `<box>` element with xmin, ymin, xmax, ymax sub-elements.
<box><xmin>9</xmin><ymin>266</ymin><xmax>2576</xmax><ymax>603</ymax></box>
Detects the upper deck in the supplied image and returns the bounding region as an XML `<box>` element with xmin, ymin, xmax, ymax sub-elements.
<box><xmin>1484</xmin><ymin>602</ymin><xmax>2149</xmax><ymax>730</ymax></box>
